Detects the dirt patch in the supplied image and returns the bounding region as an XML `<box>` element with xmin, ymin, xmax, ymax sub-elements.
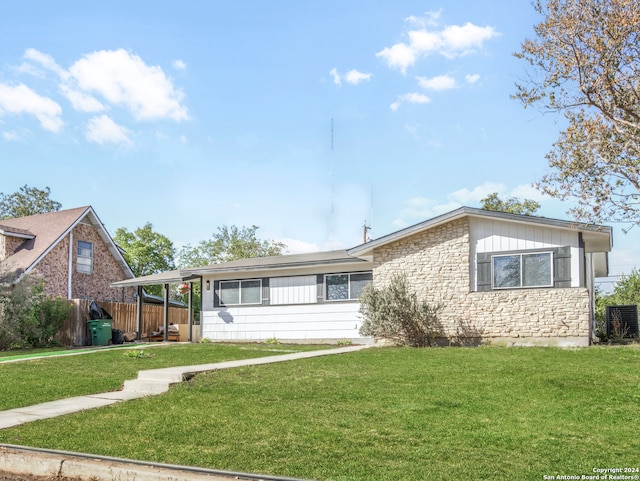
<box><xmin>0</xmin><ymin>475</ymin><xmax>83</xmax><ymax>481</ymax></box>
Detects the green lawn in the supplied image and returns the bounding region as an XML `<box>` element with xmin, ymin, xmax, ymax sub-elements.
<box><xmin>0</xmin><ymin>343</ymin><xmax>326</xmax><ymax>410</ymax></box>
<box><xmin>1</xmin><ymin>346</ymin><xmax>639</xmax><ymax>481</ymax></box>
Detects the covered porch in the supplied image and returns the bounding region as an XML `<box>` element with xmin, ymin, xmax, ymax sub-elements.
<box><xmin>111</xmin><ymin>270</ymin><xmax>201</xmax><ymax>343</ymax></box>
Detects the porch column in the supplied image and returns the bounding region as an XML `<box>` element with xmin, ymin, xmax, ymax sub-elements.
<box><xmin>163</xmin><ymin>283</ymin><xmax>170</xmax><ymax>342</ymax></box>
<box><xmin>136</xmin><ymin>286</ymin><xmax>143</xmax><ymax>340</ymax></box>
<box><xmin>187</xmin><ymin>282</ymin><xmax>193</xmax><ymax>342</ymax></box>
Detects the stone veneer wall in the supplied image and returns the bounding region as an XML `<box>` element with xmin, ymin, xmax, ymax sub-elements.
<box><xmin>372</xmin><ymin>217</ymin><xmax>591</xmax><ymax>346</ymax></box>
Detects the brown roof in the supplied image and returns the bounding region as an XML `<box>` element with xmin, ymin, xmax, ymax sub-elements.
<box><xmin>0</xmin><ymin>206</ymin><xmax>133</xmax><ymax>279</ymax></box>
<box><xmin>0</xmin><ymin>224</ymin><xmax>35</xmax><ymax>238</ymax></box>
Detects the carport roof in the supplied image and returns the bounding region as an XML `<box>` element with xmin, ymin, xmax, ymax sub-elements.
<box><xmin>110</xmin><ymin>270</ymin><xmax>200</xmax><ymax>288</ymax></box>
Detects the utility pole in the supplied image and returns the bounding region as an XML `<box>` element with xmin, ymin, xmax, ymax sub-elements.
<box><xmin>363</xmin><ymin>222</ymin><xmax>371</xmax><ymax>244</ymax></box>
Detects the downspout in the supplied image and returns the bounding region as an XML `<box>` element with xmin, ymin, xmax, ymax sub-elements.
<box><xmin>67</xmin><ymin>231</ymin><xmax>73</xmax><ymax>300</ymax></box>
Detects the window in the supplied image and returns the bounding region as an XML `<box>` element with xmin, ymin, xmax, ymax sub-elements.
<box><xmin>326</xmin><ymin>272</ymin><xmax>372</xmax><ymax>301</ymax></box>
<box><xmin>492</xmin><ymin>252</ymin><xmax>552</xmax><ymax>289</ymax></box>
<box><xmin>77</xmin><ymin>241</ymin><xmax>93</xmax><ymax>274</ymax></box>
<box><xmin>219</xmin><ymin>279</ymin><xmax>262</xmax><ymax>305</ymax></box>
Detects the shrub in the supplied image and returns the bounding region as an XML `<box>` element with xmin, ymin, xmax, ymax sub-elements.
<box><xmin>359</xmin><ymin>274</ymin><xmax>442</xmax><ymax>347</ymax></box>
<box><xmin>0</xmin><ymin>268</ymin><xmax>71</xmax><ymax>349</ymax></box>
<box><xmin>21</xmin><ymin>294</ymin><xmax>72</xmax><ymax>348</ymax></box>
<box><xmin>0</xmin><ymin>268</ymin><xmax>41</xmax><ymax>350</ymax></box>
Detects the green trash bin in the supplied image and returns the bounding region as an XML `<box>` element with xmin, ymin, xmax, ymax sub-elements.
<box><xmin>88</xmin><ymin>319</ymin><xmax>113</xmax><ymax>346</ymax></box>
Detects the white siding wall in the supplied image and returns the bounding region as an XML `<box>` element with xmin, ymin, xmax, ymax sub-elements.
<box><xmin>470</xmin><ymin>218</ymin><xmax>581</xmax><ymax>288</ymax></box>
<box><xmin>201</xmin><ymin>302</ymin><xmax>363</xmax><ymax>341</ymax></box>
<box><xmin>270</xmin><ymin>275</ymin><xmax>316</xmax><ymax>305</ymax></box>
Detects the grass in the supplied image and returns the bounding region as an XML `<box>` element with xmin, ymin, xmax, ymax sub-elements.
<box><xmin>1</xmin><ymin>346</ymin><xmax>639</xmax><ymax>480</ymax></box>
<box><xmin>0</xmin><ymin>343</ymin><xmax>327</xmax><ymax>410</ymax></box>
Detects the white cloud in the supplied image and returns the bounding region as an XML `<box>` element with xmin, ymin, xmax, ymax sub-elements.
<box><xmin>344</xmin><ymin>69</ymin><xmax>372</xmax><ymax>85</ymax></box>
<box><xmin>448</xmin><ymin>181</ymin><xmax>506</xmax><ymax>204</ymax></box>
<box><xmin>329</xmin><ymin>68</ymin><xmax>372</xmax><ymax>87</ymax></box>
<box><xmin>172</xmin><ymin>59</ymin><xmax>187</xmax><ymax>70</ymax></box>
<box><xmin>465</xmin><ymin>73</ymin><xmax>480</xmax><ymax>84</ymax></box>
<box><xmin>375</xmin><ymin>43</ymin><xmax>417</xmax><ymax>75</ymax></box>
<box><xmin>277</xmin><ymin>238</ymin><xmax>319</xmax><ymax>254</ymax></box>
<box><xmin>0</xmin><ymin>83</ymin><xmax>63</xmax><ymax>132</ymax></box>
<box><xmin>440</xmin><ymin>23</ymin><xmax>499</xmax><ymax>58</ymax></box>
<box><xmin>390</xmin><ymin>92</ymin><xmax>430</xmax><ymax>111</ymax></box>
<box><xmin>417</xmin><ymin>74</ymin><xmax>457</xmax><ymax>91</ymax></box>
<box><xmin>376</xmin><ymin>13</ymin><xmax>499</xmax><ymax>73</ymax></box>
<box><xmin>3</xmin><ymin>130</ymin><xmax>20</xmax><ymax>141</ymax></box>
<box><xmin>329</xmin><ymin>68</ymin><xmax>341</xmax><ymax>87</ymax></box>
<box><xmin>59</xmin><ymin>85</ymin><xmax>105</xmax><ymax>112</ymax></box>
<box><xmin>511</xmin><ymin>183</ymin><xmax>546</xmax><ymax>201</ymax></box>
<box><xmin>69</xmin><ymin>49</ymin><xmax>188</xmax><ymax>121</ymax></box>
<box><xmin>85</xmin><ymin>114</ymin><xmax>131</xmax><ymax>145</ymax></box>
<box><xmin>23</xmin><ymin>48</ymin><xmax>69</xmax><ymax>80</ymax></box>
<box><xmin>392</xmin><ymin>181</ymin><xmax>543</xmax><ymax>226</ymax></box>
<box><xmin>405</xmin><ymin>10</ymin><xmax>441</xmax><ymax>28</ymax></box>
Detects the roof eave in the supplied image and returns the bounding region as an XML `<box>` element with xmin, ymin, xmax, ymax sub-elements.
<box><xmin>110</xmin><ymin>272</ymin><xmax>201</xmax><ymax>288</ymax></box>
<box><xmin>185</xmin><ymin>256</ymin><xmax>368</xmax><ymax>276</ymax></box>
<box><xmin>348</xmin><ymin>206</ymin><xmax>614</xmax><ymax>256</ymax></box>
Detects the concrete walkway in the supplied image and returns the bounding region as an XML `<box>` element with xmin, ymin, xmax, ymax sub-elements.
<box><xmin>0</xmin><ymin>345</ymin><xmax>368</xmax><ymax>430</ymax></box>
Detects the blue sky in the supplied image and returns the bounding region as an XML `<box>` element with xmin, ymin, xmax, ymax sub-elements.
<box><xmin>0</xmin><ymin>1</ymin><xmax>636</xmax><ymax>286</ymax></box>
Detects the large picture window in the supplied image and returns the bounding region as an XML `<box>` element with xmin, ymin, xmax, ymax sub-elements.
<box><xmin>326</xmin><ymin>272</ymin><xmax>372</xmax><ymax>301</ymax></box>
<box><xmin>219</xmin><ymin>279</ymin><xmax>262</xmax><ymax>305</ymax></box>
<box><xmin>77</xmin><ymin>241</ymin><xmax>93</xmax><ymax>274</ymax></box>
<box><xmin>492</xmin><ymin>252</ymin><xmax>553</xmax><ymax>289</ymax></box>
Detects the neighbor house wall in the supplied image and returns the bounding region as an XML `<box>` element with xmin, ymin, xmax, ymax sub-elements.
<box><xmin>371</xmin><ymin>217</ymin><xmax>591</xmax><ymax>346</ymax></box>
<box><xmin>0</xmin><ymin>235</ymin><xmax>26</xmax><ymax>263</ymax></box>
<box><xmin>30</xmin><ymin>235</ymin><xmax>70</xmax><ymax>298</ymax></box>
<box><xmin>70</xmin><ymin>222</ymin><xmax>134</xmax><ymax>301</ymax></box>
<box><xmin>31</xmin><ymin>222</ymin><xmax>134</xmax><ymax>302</ymax></box>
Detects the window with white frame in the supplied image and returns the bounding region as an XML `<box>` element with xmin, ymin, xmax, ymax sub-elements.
<box><xmin>492</xmin><ymin>252</ymin><xmax>553</xmax><ymax>289</ymax></box>
<box><xmin>325</xmin><ymin>272</ymin><xmax>372</xmax><ymax>301</ymax></box>
<box><xmin>77</xmin><ymin>241</ymin><xmax>93</xmax><ymax>274</ymax></box>
<box><xmin>219</xmin><ymin>279</ymin><xmax>262</xmax><ymax>305</ymax></box>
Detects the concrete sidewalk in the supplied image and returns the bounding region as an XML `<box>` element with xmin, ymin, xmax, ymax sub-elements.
<box><xmin>0</xmin><ymin>345</ymin><xmax>368</xmax><ymax>430</ymax></box>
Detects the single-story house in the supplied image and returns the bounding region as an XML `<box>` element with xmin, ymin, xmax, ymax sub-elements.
<box><xmin>0</xmin><ymin>206</ymin><xmax>136</xmax><ymax>302</ymax></box>
<box><xmin>111</xmin><ymin>206</ymin><xmax>613</xmax><ymax>347</ymax></box>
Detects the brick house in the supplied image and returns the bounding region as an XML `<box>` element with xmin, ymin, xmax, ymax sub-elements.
<box><xmin>0</xmin><ymin>206</ymin><xmax>135</xmax><ymax>302</ymax></box>
<box><xmin>113</xmin><ymin>207</ymin><xmax>613</xmax><ymax>347</ymax></box>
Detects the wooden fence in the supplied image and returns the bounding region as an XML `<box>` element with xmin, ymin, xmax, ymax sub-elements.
<box><xmin>58</xmin><ymin>299</ymin><xmax>189</xmax><ymax>346</ymax></box>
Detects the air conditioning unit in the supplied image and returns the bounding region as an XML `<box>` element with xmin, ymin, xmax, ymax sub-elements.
<box><xmin>606</xmin><ymin>305</ymin><xmax>639</xmax><ymax>338</ymax></box>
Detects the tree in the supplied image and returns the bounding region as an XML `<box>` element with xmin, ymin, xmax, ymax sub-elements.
<box><xmin>596</xmin><ymin>269</ymin><xmax>640</xmax><ymax>318</ymax></box>
<box><xmin>178</xmin><ymin>225</ymin><xmax>286</xmax><ymax>268</ymax></box>
<box><xmin>113</xmin><ymin>223</ymin><xmax>176</xmax><ymax>296</ymax></box>
<box><xmin>595</xmin><ymin>269</ymin><xmax>640</xmax><ymax>340</ymax></box>
<box><xmin>480</xmin><ymin>192</ymin><xmax>540</xmax><ymax>215</ymax></box>
<box><xmin>514</xmin><ymin>0</ymin><xmax>640</xmax><ymax>224</ymax></box>
<box><xmin>0</xmin><ymin>185</ymin><xmax>62</xmax><ymax>220</ymax></box>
